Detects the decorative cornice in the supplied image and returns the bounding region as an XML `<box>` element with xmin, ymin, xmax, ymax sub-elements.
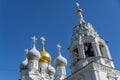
<box><xmin>66</xmin><ymin>62</ymin><xmax>120</xmax><ymax>80</ymax></box>
<box><xmin>93</xmin><ymin>62</ymin><xmax>120</xmax><ymax>76</ymax></box>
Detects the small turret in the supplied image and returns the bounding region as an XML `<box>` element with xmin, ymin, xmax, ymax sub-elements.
<box><xmin>27</xmin><ymin>36</ymin><xmax>40</xmax><ymax>60</ymax></box>
<box><xmin>20</xmin><ymin>49</ymin><xmax>28</xmax><ymax>71</ymax></box>
<box><xmin>39</xmin><ymin>36</ymin><xmax>51</xmax><ymax>63</ymax></box>
<box><xmin>27</xmin><ymin>36</ymin><xmax>41</xmax><ymax>80</ymax></box>
<box><xmin>20</xmin><ymin>49</ymin><xmax>28</xmax><ymax>80</ymax></box>
<box><xmin>54</xmin><ymin>44</ymin><xmax>67</xmax><ymax>80</ymax></box>
<box><xmin>48</xmin><ymin>64</ymin><xmax>56</xmax><ymax>80</ymax></box>
<box><xmin>20</xmin><ymin>58</ymin><xmax>28</xmax><ymax>71</ymax></box>
<box><xmin>39</xmin><ymin>36</ymin><xmax>51</xmax><ymax>80</ymax></box>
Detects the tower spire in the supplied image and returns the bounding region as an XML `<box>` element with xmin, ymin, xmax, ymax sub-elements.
<box><xmin>76</xmin><ymin>2</ymin><xmax>85</xmax><ymax>24</ymax></box>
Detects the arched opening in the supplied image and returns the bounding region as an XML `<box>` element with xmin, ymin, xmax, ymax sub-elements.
<box><xmin>99</xmin><ymin>44</ymin><xmax>104</xmax><ymax>57</ymax></box>
<box><xmin>99</xmin><ymin>43</ymin><xmax>109</xmax><ymax>58</ymax></box>
<box><xmin>39</xmin><ymin>68</ymin><xmax>41</xmax><ymax>72</ymax></box>
<box><xmin>84</xmin><ymin>43</ymin><xmax>95</xmax><ymax>57</ymax></box>
<box><xmin>73</xmin><ymin>48</ymin><xmax>80</xmax><ymax>62</ymax></box>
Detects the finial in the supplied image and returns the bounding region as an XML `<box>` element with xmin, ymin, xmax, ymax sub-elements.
<box><xmin>32</xmin><ymin>36</ymin><xmax>37</xmax><ymax>48</ymax></box>
<box><xmin>25</xmin><ymin>48</ymin><xmax>29</xmax><ymax>54</ymax></box>
<box><xmin>76</xmin><ymin>2</ymin><xmax>82</xmax><ymax>14</ymax></box>
<box><xmin>40</xmin><ymin>36</ymin><xmax>46</xmax><ymax>45</ymax></box>
<box><xmin>76</xmin><ymin>2</ymin><xmax>80</xmax><ymax>8</ymax></box>
<box><xmin>75</xmin><ymin>2</ymin><xmax>85</xmax><ymax>24</ymax></box>
<box><xmin>24</xmin><ymin>48</ymin><xmax>29</xmax><ymax>60</ymax></box>
<box><xmin>40</xmin><ymin>36</ymin><xmax>46</xmax><ymax>51</ymax></box>
<box><xmin>57</xmin><ymin>44</ymin><xmax>62</xmax><ymax>56</ymax></box>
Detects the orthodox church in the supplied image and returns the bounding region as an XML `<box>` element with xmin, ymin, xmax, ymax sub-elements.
<box><xmin>20</xmin><ymin>2</ymin><xmax>120</xmax><ymax>80</ymax></box>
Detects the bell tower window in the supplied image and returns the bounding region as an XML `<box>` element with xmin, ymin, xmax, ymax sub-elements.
<box><xmin>99</xmin><ymin>44</ymin><xmax>104</xmax><ymax>57</ymax></box>
<box><xmin>99</xmin><ymin>43</ymin><xmax>109</xmax><ymax>58</ymax></box>
<box><xmin>73</xmin><ymin>48</ymin><xmax>79</xmax><ymax>62</ymax></box>
<box><xmin>84</xmin><ymin>43</ymin><xmax>94</xmax><ymax>57</ymax></box>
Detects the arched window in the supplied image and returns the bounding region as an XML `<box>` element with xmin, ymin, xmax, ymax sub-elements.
<box><xmin>99</xmin><ymin>43</ymin><xmax>109</xmax><ymax>58</ymax></box>
<box><xmin>84</xmin><ymin>43</ymin><xmax>94</xmax><ymax>57</ymax></box>
<box><xmin>73</xmin><ymin>48</ymin><xmax>79</xmax><ymax>62</ymax></box>
<box><xmin>39</xmin><ymin>68</ymin><xmax>41</xmax><ymax>72</ymax></box>
<box><xmin>99</xmin><ymin>44</ymin><xmax>104</xmax><ymax>57</ymax></box>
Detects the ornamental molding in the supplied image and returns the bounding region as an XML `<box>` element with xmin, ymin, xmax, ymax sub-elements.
<box><xmin>66</xmin><ymin>62</ymin><xmax>94</xmax><ymax>80</ymax></box>
<box><xmin>68</xmin><ymin>62</ymin><xmax>120</xmax><ymax>80</ymax></box>
<box><xmin>93</xmin><ymin>62</ymin><xmax>120</xmax><ymax>76</ymax></box>
<box><xmin>72</xmin><ymin>22</ymin><xmax>99</xmax><ymax>41</ymax></box>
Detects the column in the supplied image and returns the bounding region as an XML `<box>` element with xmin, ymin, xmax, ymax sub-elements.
<box><xmin>78</xmin><ymin>43</ymin><xmax>86</xmax><ymax>59</ymax></box>
<box><xmin>92</xmin><ymin>42</ymin><xmax>101</xmax><ymax>57</ymax></box>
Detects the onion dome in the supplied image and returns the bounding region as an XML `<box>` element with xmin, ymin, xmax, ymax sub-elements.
<box><xmin>54</xmin><ymin>44</ymin><xmax>67</xmax><ymax>66</ymax></box>
<box><xmin>48</xmin><ymin>64</ymin><xmax>56</xmax><ymax>75</ymax></box>
<box><xmin>39</xmin><ymin>37</ymin><xmax>51</xmax><ymax>63</ymax></box>
<box><xmin>27</xmin><ymin>36</ymin><xmax>40</xmax><ymax>60</ymax></box>
<box><xmin>20</xmin><ymin>49</ymin><xmax>28</xmax><ymax>71</ymax></box>
<box><xmin>20</xmin><ymin>58</ymin><xmax>28</xmax><ymax>70</ymax></box>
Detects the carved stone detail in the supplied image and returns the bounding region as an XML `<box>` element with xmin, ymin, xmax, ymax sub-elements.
<box><xmin>93</xmin><ymin>63</ymin><xmax>120</xmax><ymax>76</ymax></box>
<box><xmin>72</xmin><ymin>22</ymin><xmax>99</xmax><ymax>42</ymax></box>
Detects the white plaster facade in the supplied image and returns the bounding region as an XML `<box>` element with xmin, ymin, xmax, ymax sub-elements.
<box><xmin>20</xmin><ymin>2</ymin><xmax>120</xmax><ymax>80</ymax></box>
<box><xmin>65</xmin><ymin>62</ymin><xmax>120</xmax><ymax>80</ymax></box>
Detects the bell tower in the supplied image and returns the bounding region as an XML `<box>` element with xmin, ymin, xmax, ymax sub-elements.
<box><xmin>69</xmin><ymin>2</ymin><xmax>114</xmax><ymax>73</ymax></box>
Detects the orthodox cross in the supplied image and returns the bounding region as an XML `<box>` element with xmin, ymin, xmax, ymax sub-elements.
<box><xmin>32</xmin><ymin>36</ymin><xmax>37</xmax><ymax>46</ymax></box>
<box><xmin>25</xmin><ymin>48</ymin><xmax>29</xmax><ymax>54</ymax></box>
<box><xmin>57</xmin><ymin>44</ymin><xmax>62</xmax><ymax>56</ymax></box>
<box><xmin>40</xmin><ymin>36</ymin><xmax>46</xmax><ymax>45</ymax></box>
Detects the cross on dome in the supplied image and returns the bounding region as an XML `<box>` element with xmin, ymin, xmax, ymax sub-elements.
<box><xmin>76</xmin><ymin>2</ymin><xmax>80</xmax><ymax>8</ymax></box>
<box><xmin>76</xmin><ymin>2</ymin><xmax>82</xmax><ymax>13</ymax></box>
<box><xmin>57</xmin><ymin>44</ymin><xmax>61</xmax><ymax>50</ymax></box>
<box><xmin>40</xmin><ymin>36</ymin><xmax>46</xmax><ymax>45</ymax></box>
<box><xmin>75</xmin><ymin>2</ymin><xmax>85</xmax><ymax>24</ymax></box>
<box><xmin>25</xmin><ymin>48</ymin><xmax>29</xmax><ymax>54</ymax></box>
<box><xmin>24</xmin><ymin>48</ymin><xmax>28</xmax><ymax>61</ymax></box>
<box><xmin>57</xmin><ymin>44</ymin><xmax>62</xmax><ymax>56</ymax></box>
<box><xmin>32</xmin><ymin>36</ymin><xmax>37</xmax><ymax>47</ymax></box>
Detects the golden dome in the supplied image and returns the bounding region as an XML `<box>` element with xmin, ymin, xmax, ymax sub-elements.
<box><xmin>39</xmin><ymin>43</ymin><xmax>51</xmax><ymax>63</ymax></box>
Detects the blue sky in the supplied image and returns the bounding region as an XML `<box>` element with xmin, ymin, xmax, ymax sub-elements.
<box><xmin>0</xmin><ymin>0</ymin><xmax>120</xmax><ymax>80</ymax></box>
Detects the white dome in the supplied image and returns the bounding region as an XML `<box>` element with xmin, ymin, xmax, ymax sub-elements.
<box><xmin>54</xmin><ymin>44</ymin><xmax>67</xmax><ymax>66</ymax></box>
<box><xmin>54</xmin><ymin>55</ymin><xmax>67</xmax><ymax>66</ymax></box>
<box><xmin>27</xmin><ymin>46</ymin><xmax>40</xmax><ymax>60</ymax></box>
<box><xmin>20</xmin><ymin>58</ymin><xmax>28</xmax><ymax>70</ymax></box>
<box><xmin>48</xmin><ymin>65</ymin><xmax>55</xmax><ymax>75</ymax></box>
